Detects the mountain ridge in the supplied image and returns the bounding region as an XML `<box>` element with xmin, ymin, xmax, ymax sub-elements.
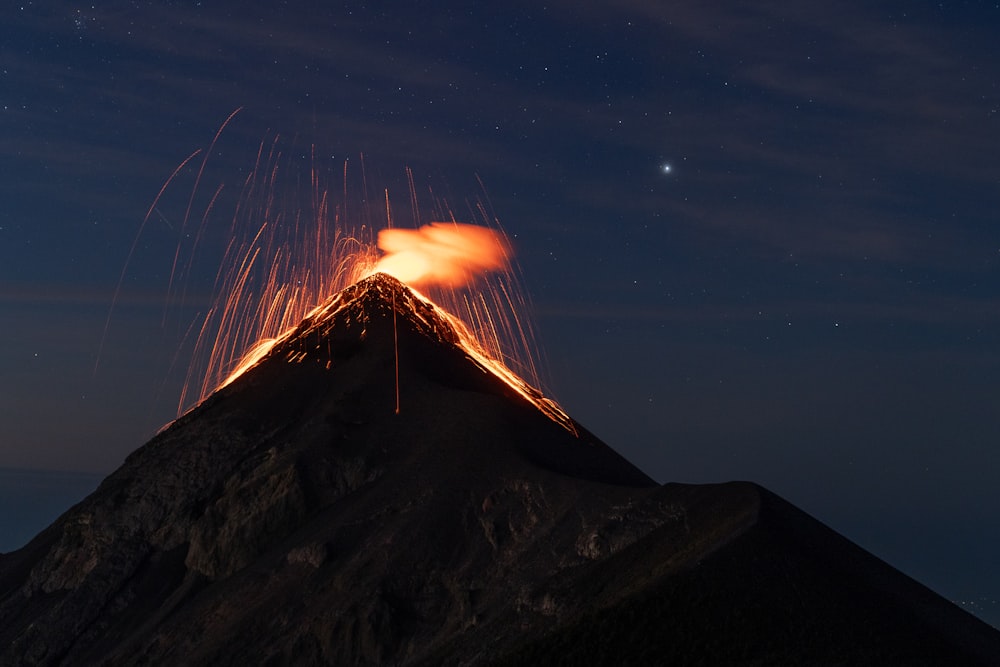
<box><xmin>2</xmin><ymin>273</ymin><xmax>998</xmax><ymax>665</ymax></box>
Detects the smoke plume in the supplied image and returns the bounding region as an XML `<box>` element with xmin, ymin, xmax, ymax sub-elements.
<box><xmin>374</xmin><ymin>222</ymin><xmax>510</xmax><ymax>288</ymax></box>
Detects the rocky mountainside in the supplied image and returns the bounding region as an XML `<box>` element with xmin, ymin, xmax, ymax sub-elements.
<box><xmin>2</xmin><ymin>274</ymin><xmax>999</xmax><ymax>665</ymax></box>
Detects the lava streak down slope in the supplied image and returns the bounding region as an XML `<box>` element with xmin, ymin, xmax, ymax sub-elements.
<box><xmin>1</xmin><ymin>274</ymin><xmax>999</xmax><ymax>665</ymax></box>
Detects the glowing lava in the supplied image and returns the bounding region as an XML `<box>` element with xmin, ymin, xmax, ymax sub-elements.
<box><xmin>201</xmin><ymin>223</ymin><xmax>573</xmax><ymax>433</ymax></box>
<box><xmin>140</xmin><ymin>127</ymin><xmax>571</xmax><ymax>434</ymax></box>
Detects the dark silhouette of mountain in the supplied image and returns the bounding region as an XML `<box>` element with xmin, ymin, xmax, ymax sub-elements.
<box><xmin>2</xmin><ymin>273</ymin><xmax>998</xmax><ymax>666</ymax></box>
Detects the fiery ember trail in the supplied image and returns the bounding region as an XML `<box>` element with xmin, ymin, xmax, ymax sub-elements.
<box><xmin>140</xmin><ymin>127</ymin><xmax>570</xmax><ymax>432</ymax></box>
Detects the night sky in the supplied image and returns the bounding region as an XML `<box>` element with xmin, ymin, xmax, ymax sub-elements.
<box><xmin>3</xmin><ymin>2</ymin><xmax>999</xmax><ymax>625</ymax></box>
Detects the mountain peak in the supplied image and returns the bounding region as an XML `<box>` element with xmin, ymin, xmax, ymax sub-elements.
<box><xmin>225</xmin><ymin>271</ymin><xmax>578</xmax><ymax>435</ymax></box>
<box><xmin>193</xmin><ymin>272</ymin><xmax>651</xmax><ymax>490</ymax></box>
<box><xmin>3</xmin><ymin>276</ymin><xmax>999</xmax><ymax>665</ymax></box>
<box><xmin>271</xmin><ymin>271</ymin><xmax>466</xmax><ymax>359</ymax></box>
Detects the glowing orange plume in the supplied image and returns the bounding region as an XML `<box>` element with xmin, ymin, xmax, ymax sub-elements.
<box><xmin>373</xmin><ymin>222</ymin><xmax>510</xmax><ymax>288</ymax></box>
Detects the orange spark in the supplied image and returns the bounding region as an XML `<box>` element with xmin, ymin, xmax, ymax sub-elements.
<box><xmin>132</xmin><ymin>124</ymin><xmax>570</xmax><ymax>433</ymax></box>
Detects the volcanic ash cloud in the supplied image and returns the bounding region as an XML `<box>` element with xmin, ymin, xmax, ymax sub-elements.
<box><xmin>374</xmin><ymin>222</ymin><xmax>510</xmax><ymax>288</ymax></box>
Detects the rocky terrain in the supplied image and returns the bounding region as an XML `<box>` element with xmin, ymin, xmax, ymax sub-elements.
<box><xmin>2</xmin><ymin>274</ymin><xmax>999</xmax><ymax>665</ymax></box>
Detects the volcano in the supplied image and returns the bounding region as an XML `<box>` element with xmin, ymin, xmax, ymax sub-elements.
<box><xmin>2</xmin><ymin>273</ymin><xmax>999</xmax><ymax>665</ymax></box>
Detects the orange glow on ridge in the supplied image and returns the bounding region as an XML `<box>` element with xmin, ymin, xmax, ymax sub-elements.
<box><xmin>149</xmin><ymin>129</ymin><xmax>571</xmax><ymax>433</ymax></box>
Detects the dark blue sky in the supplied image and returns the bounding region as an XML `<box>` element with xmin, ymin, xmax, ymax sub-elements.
<box><xmin>2</xmin><ymin>2</ymin><xmax>999</xmax><ymax>625</ymax></box>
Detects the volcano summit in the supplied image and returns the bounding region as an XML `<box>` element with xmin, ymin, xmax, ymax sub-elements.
<box><xmin>2</xmin><ymin>274</ymin><xmax>999</xmax><ymax>665</ymax></box>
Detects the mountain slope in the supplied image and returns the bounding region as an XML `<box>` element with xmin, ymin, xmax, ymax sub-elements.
<box><xmin>1</xmin><ymin>274</ymin><xmax>998</xmax><ymax>665</ymax></box>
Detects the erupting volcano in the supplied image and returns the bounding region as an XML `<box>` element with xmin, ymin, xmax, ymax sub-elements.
<box><xmin>6</xmin><ymin>136</ymin><xmax>999</xmax><ymax>665</ymax></box>
<box><xmin>162</xmin><ymin>136</ymin><xmax>552</xmax><ymax>430</ymax></box>
<box><xmin>3</xmin><ymin>264</ymin><xmax>999</xmax><ymax>665</ymax></box>
<box><xmin>184</xmin><ymin>211</ymin><xmax>572</xmax><ymax>432</ymax></box>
